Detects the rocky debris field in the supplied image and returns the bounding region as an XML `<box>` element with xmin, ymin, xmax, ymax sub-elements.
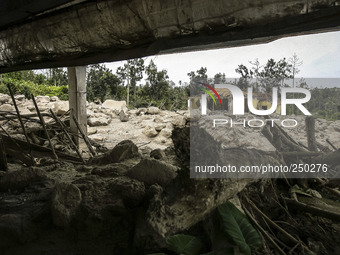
<box><xmin>0</xmin><ymin>94</ymin><xmax>339</xmax><ymax>254</ymax></box>
<box><xmin>0</xmin><ymin>94</ymin><xmax>189</xmax><ymax>155</ymax></box>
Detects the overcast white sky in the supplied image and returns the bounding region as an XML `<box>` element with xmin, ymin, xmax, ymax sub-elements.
<box><xmin>105</xmin><ymin>31</ymin><xmax>340</xmax><ymax>85</ymax></box>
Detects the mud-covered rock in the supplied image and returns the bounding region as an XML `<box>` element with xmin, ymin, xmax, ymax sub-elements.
<box><xmin>150</xmin><ymin>149</ymin><xmax>165</xmax><ymax>160</ymax></box>
<box><xmin>0</xmin><ymin>167</ymin><xmax>46</xmax><ymax>191</ymax></box>
<box><xmin>90</xmin><ymin>140</ymin><xmax>140</xmax><ymax>165</ymax></box>
<box><xmin>0</xmin><ymin>214</ymin><xmax>35</xmax><ymax>248</ymax></box>
<box><xmin>109</xmin><ymin>176</ymin><xmax>146</xmax><ymax>207</ymax></box>
<box><xmin>127</xmin><ymin>158</ymin><xmax>177</xmax><ymax>186</ymax></box>
<box><xmin>51</xmin><ymin>183</ymin><xmax>82</xmax><ymax>228</ymax></box>
<box><xmin>91</xmin><ymin>163</ymin><xmax>130</xmax><ymax>177</ymax></box>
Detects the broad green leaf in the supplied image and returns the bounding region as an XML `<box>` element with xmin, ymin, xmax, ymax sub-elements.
<box><xmin>166</xmin><ymin>234</ymin><xmax>202</xmax><ymax>255</ymax></box>
<box><xmin>218</xmin><ymin>202</ymin><xmax>262</xmax><ymax>255</ymax></box>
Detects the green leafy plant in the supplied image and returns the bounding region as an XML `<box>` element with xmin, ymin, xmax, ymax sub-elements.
<box><xmin>217</xmin><ymin>202</ymin><xmax>262</xmax><ymax>255</ymax></box>
<box><xmin>166</xmin><ymin>234</ymin><xmax>202</xmax><ymax>255</ymax></box>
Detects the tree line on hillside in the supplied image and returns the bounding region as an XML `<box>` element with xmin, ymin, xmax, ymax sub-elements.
<box><xmin>0</xmin><ymin>55</ymin><xmax>338</xmax><ymax>119</ymax></box>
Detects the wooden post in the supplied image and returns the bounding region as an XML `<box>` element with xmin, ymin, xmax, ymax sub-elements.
<box><xmin>32</xmin><ymin>94</ymin><xmax>58</xmax><ymax>160</ymax></box>
<box><xmin>7</xmin><ymin>84</ymin><xmax>35</xmax><ymax>165</ymax></box>
<box><xmin>50</xmin><ymin>109</ymin><xmax>85</xmax><ymax>164</ymax></box>
<box><xmin>68</xmin><ymin>66</ymin><xmax>87</xmax><ymax>146</ymax></box>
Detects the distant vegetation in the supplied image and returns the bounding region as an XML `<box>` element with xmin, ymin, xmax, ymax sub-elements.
<box><xmin>0</xmin><ymin>55</ymin><xmax>338</xmax><ymax>119</ymax></box>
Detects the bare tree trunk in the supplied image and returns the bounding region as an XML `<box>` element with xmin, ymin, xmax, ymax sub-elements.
<box><xmin>305</xmin><ymin>116</ymin><xmax>318</xmax><ymax>151</ymax></box>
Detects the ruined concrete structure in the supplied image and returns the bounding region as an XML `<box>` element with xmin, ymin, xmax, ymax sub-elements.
<box><xmin>0</xmin><ymin>0</ymin><xmax>340</xmax><ymax>73</ymax></box>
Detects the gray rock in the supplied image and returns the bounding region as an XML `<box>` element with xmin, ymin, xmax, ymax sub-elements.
<box><xmin>143</xmin><ymin>126</ymin><xmax>158</xmax><ymax>138</ymax></box>
<box><xmin>155</xmin><ymin>123</ymin><xmax>166</xmax><ymax>132</ymax></box>
<box><xmin>136</xmin><ymin>108</ymin><xmax>147</xmax><ymax>115</ymax></box>
<box><xmin>159</xmin><ymin>128</ymin><xmax>172</xmax><ymax>138</ymax></box>
<box><xmin>35</xmin><ymin>95</ymin><xmax>50</xmax><ymax>104</ymax></box>
<box><xmin>14</xmin><ymin>95</ymin><xmax>25</xmax><ymax>102</ymax></box>
<box><xmin>127</xmin><ymin>158</ymin><xmax>177</xmax><ymax>186</ymax></box>
<box><xmin>171</xmin><ymin>115</ymin><xmax>186</xmax><ymax>126</ymax></box>
<box><xmin>0</xmin><ymin>93</ymin><xmax>10</xmax><ymax>104</ymax></box>
<box><xmin>50</xmin><ymin>96</ymin><xmax>59</xmax><ymax>102</ymax></box>
<box><xmin>0</xmin><ymin>103</ymin><xmax>14</xmax><ymax>112</ymax></box>
<box><xmin>52</xmin><ymin>101</ymin><xmax>69</xmax><ymax>115</ymax></box>
<box><xmin>119</xmin><ymin>109</ymin><xmax>129</xmax><ymax>122</ymax></box>
<box><xmin>147</xmin><ymin>106</ymin><xmax>160</xmax><ymax>115</ymax></box>
<box><xmin>88</xmin><ymin>117</ymin><xmax>110</xmax><ymax>126</ymax></box>
<box><xmin>51</xmin><ymin>183</ymin><xmax>82</xmax><ymax>228</ymax></box>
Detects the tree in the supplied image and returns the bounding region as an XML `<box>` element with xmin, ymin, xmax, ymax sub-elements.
<box><xmin>145</xmin><ymin>60</ymin><xmax>170</xmax><ymax>107</ymax></box>
<box><xmin>289</xmin><ymin>53</ymin><xmax>303</xmax><ymax>88</ymax></box>
<box><xmin>235</xmin><ymin>58</ymin><xmax>294</xmax><ymax>92</ymax></box>
<box><xmin>116</xmin><ymin>58</ymin><xmax>144</xmax><ymax>106</ymax></box>
<box><xmin>87</xmin><ymin>64</ymin><xmax>121</xmax><ymax>102</ymax></box>
<box><xmin>214</xmin><ymin>72</ymin><xmax>226</xmax><ymax>84</ymax></box>
<box><xmin>47</xmin><ymin>68</ymin><xmax>68</xmax><ymax>86</ymax></box>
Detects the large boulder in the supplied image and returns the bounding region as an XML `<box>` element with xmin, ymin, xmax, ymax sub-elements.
<box><xmin>51</xmin><ymin>183</ymin><xmax>82</xmax><ymax>228</ymax></box>
<box><xmin>52</xmin><ymin>101</ymin><xmax>69</xmax><ymax>115</ymax></box>
<box><xmin>126</xmin><ymin>158</ymin><xmax>177</xmax><ymax>186</ymax></box>
<box><xmin>102</xmin><ymin>100</ymin><xmax>127</xmax><ymax>112</ymax></box>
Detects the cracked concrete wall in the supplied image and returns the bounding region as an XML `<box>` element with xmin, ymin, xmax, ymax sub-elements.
<box><xmin>0</xmin><ymin>0</ymin><xmax>339</xmax><ymax>72</ymax></box>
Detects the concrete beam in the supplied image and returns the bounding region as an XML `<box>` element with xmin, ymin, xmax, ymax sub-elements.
<box><xmin>0</xmin><ymin>0</ymin><xmax>340</xmax><ymax>72</ymax></box>
<box><xmin>68</xmin><ymin>66</ymin><xmax>87</xmax><ymax>146</ymax></box>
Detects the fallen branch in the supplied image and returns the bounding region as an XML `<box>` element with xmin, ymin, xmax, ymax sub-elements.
<box><xmin>284</xmin><ymin>197</ymin><xmax>340</xmax><ymax>221</ymax></box>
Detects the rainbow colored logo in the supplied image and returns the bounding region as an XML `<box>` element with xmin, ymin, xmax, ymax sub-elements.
<box><xmin>197</xmin><ymin>82</ymin><xmax>222</xmax><ymax>106</ymax></box>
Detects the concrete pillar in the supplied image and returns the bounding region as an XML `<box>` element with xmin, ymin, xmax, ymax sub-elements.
<box><xmin>68</xmin><ymin>66</ymin><xmax>87</xmax><ymax>146</ymax></box>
